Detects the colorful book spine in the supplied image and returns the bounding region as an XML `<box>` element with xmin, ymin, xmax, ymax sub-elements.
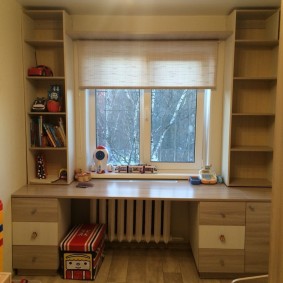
<box><xmin>43</xmin><ymin>123</ymin><xmax>56</xmax><ymax>147</ymax></box>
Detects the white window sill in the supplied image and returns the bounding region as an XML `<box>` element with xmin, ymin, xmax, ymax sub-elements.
<box><xmin>90</xmin><ymin>172</ymin><xmax>191</xmax><ymax>180</ymax></box>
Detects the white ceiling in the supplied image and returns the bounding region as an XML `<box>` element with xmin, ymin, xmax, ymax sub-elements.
<box><xmin>16</xmin><ymin>0</ymin><xmax>280</xmax><ymax>15</ymax></box>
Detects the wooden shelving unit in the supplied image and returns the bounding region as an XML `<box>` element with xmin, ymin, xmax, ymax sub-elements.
<box><xmin>22</xmin><ymin>10</ymin><xmax>75</xmax><ymax>184</ymax></box>
<box><xmin>222</xmin><ymin>9</ymin><xmax>279</xmax><ymax>187</ymax></box>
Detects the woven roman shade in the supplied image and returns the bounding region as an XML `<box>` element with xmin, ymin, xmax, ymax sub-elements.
<box><xmin>77</xmin><ymin>40</ymin><xmax>218</xmax><ymax>89</ymax></box>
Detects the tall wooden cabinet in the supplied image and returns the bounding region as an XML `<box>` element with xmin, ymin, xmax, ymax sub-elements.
<box><xmin>222</xmin><ymin>9</ymin><xmax>279</xmax><ymax>187</ymax></box>
<box><xmin>22</xmin><ymin>10</ymin><xmax>75</xmax><ymax>184</ymax></box>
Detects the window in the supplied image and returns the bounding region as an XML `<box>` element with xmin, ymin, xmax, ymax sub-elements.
<box><xmin>77</xmin><ymin>40</ymin><xmax>217</xmax><ymax>175</ymax></box>
<box><xmin>91</xmin><ymin>88</ymin><xmax>205</xmax><ymax>172</ymax></box>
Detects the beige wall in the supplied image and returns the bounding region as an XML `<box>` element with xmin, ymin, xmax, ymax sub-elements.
<box><xmin>0</xmin><ymin>0</ymin><xmax>26</xmax><ymax>272</ymax></box>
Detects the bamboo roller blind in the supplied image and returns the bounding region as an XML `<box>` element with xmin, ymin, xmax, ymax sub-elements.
<box><xmin>77</xmin><ymin>40</ymin><xmax>218</xmax><ymax>89</ymax></box>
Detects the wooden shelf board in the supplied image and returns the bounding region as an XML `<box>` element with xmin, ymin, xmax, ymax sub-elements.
<box><xmin>232</xmin><ymin>113</ymin><xmax>275</xmax><ymax>116</ymax></box>
<box><xmin>27</xmin><ymin>76</ymin><xmax>65</xmax><ymax>80</ymax></box>
<box><xmin>29</xmin><ymin>147</ymin><xmax>67</xmax><ymax>150</ymax></box>
<box><xmin>230</xmin><ymin>146</ymin><xmax>273</xmax><ymax>152</ymax></box>
<box><xmin>28</xmin><ymin>112</ymin><xmax>66</xmax><ymax>115</ymax></box>
<box><xmin>235</xmin><ymin>40</ymin><xmax>279</xmax><ymax>47</ymax></box>
<box><xmin>25</xmin><ymin>40</ymin><xmax>63</xmax><ymax>47</ymax></box>
<box><xmin>228</xmin><ymin>178</ymin><xmax>272</xmax><ymax>187</ymax></box>
<box><xmin>234</xmin><ymin>77</ymin><xmax>277</xmax><ymax>81</ymax></box>
<box><xmin>68</xmin><ymin>30</ymin><xmax>232</xmax><ymax>40</ymax></box>
<box><xmin>29</xmin><ymin>175</ymin><xmax>67</xmax><ymax>185</ymax></box>
<box><xmin>236</xmin><ymin>9</ymin><xmax>278</xmax><ymax>21</ymax></box>
<box><xmin>25</xmin><ymin>10</ymin><xmax>64</xmax><ymax>20</ymax></box>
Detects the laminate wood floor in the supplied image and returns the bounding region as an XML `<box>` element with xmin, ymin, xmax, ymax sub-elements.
<box><xmin>12</xmin><ymin>246</ymin><xmax>266</xmax><ymax>283</ymax></box>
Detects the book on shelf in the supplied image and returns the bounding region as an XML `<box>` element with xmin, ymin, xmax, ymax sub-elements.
<box><xmin>42</xmin><ymin>123</ymin><xmax>57</xmax><ymax>147</ymax></box>
<box><xmin>58</xmin><ymin>117</ymin><xmax>66</xmax><ymax>138</ymax></box>
<box><xmin>30</xmin><ymin>116</ymin><xmax>66</xmax><ymax>148</ymax></box>
<box><xmin>30</xmin><ymin>116</ymin><xmax>43</xmax><ymax>147</ymax></box>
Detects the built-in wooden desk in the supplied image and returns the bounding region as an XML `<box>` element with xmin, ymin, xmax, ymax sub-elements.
<box><xmin>11</xmin><ymin>180</ymin><xmax>271</xmax><ymax>278</ymax></box>
<box><xmin>12</xmin><ymin>179</ymin><xmax>271</xmax><ymax>201</ymax></box>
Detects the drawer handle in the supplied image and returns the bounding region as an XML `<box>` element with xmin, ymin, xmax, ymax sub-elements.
<box><xmin>220</xmin><ymin>213</ymin><xmax>226</xmax><ymax>218</ymax></box>
<box><xmin>249</xmin><ymin>205</ymin><xmax>255</xmax><ymax>211</ymax></box>
<box><xmin>31</xmin><ymin>208</ymin><xmax>37</xmax><ymax>215</ymax></box>
<box><xmin>219</xmin><ymin>259</ymin><xmax>225</xmax><ymax>266</ymax></box>
<box><xmin>31</xmin><ymin>231</ymin><xmax>38</xmax><ymax>239</ymax></box>
<box><xmin>32</xmin><ymin>257</ymin><xmax>37</xmax><ymax>263</ymax></box>
<box><xmin>219</xmin><ymin>234</ymin><xmax>226</xmax><ymax>243</ymax></box>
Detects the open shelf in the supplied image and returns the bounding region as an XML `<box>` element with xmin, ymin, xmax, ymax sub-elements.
<box><xmin>23</xmin><ymin>10</ymin><xmax>74</xmax><ymax>184</ymax></box>
<box><xmin>223</xmin><ymin>8</ymin><xmax>279</xmax><ymax>188</ymax></box>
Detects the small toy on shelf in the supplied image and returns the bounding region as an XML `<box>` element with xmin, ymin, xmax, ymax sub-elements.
<box><xmin>93</xmin><ymin>146</ymin><xmax>109</xmax><ymax>174</ymax></box>
<box><xmin>199</xmin><ymin>165</ymin><xmax>217</xmax><ymax>184</ymax></box>
<box><xmin>35</xmin><ymin>154</ymin><xmax>47</xmax><ymax>179</ymax></box>
<box><xmin>47</xmin><ymin>85</ymin><xmax>62</xmax><ymax>112</ymax></box>
<box><xmin>74</xmin><ymin>169</ymin><xmax>91</xmax><ymax>182</ymax></box>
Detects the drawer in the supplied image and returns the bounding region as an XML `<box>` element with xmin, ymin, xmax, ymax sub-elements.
<box><xmin>199</xmin><ymin>249</ymin><xmax>244</xmax><ymax>273</ymax></box>
<box><xmin>12</xmin><ymin>198</ymin><xmax>58</xmax><ymax>222</ymax></box>
<box><xmin>199</xmin><ymin>202</ymin><xmax>245</xmax><ymax>225</ymax></box>
<box><xmin>13</xmin><ymin>246</ymin><xmax>59</xmax><ymax>270</ymax></box>
<box><xmin>199</xmin><ymin>225</ymin><xmax>245</xmax><ymax>249</ymax></box>
<box><xmin>13</xmin><ymin>222</ymin><xmax>58</xmax><ymax>245</ymax></box>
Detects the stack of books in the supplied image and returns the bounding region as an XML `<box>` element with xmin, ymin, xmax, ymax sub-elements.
<box><xmin>30</xmin><ymin>116</ymin><xmax>66</xmax><ymax>147</ymax></box>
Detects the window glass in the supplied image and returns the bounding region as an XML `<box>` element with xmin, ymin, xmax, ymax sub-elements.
<box><xmin>94</xmin><ymin>89</ymin><xmax>204</xmax><ymax>171</ymax></box>
<box><xmin>151</xmin><ymin>89</ymin><xmax>197</xmax><ymax>163</ymax></box>
<box><xmin>95</xmin><ymin>89</ymin><xmax>140</xmax><ymax>165</ymax></box>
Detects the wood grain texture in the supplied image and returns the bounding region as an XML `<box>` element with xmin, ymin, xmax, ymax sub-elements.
<box><xmin>199</xmin><ymin>202</ymin><xmax>245</xmax><ymax>225</ymax></box>
<box><xmin>12</xmin><ymin>247</ymin><xmax>233</xmax><ymax>283</ymax></box>
<box><xmin>245</xmin><ymin>202</ymin><xmax>270</xmax><ymax>273</ymax></box>
<box><xmin>12</xmin><ymin>198</ymin><xmax>58</xmax><ymax>222</ymax></box>
<box><xmin>12</xmin><ymin>181</ymin><xmax>271</xmax><ymax>202</ymax></box>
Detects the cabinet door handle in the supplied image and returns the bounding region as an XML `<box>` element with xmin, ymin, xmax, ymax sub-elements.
<box><xmin>31</xmin><ymin>231</ymin><xmax>38</xmax><ymax>239</ymax></box>
<box><xmin>219</xmin><ymin>234</ymin><xmax>226</xmax><ymax>243</ymax></box>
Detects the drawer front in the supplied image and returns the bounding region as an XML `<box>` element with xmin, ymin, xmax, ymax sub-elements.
<box><xmin>199</xmin><ymin>225</ymin><xmax>245</xmax><ymax>249</ymax></box>
<box><xmin>13</xmin><ymin>246</ymin><xmax>59</xmax><ymax>270</ymax></box>
<box><xmin>12</xmin><ymin>198</ymin><xmax>58</xmax><ymax>222</ymax></box>
<box><xmin>13</xmin><ymin>222</ymin><xmax>58</xmax><ymax>245</ymax></box>
<box><xmin>199</xmin><ymin>249</ymin><xmax>244</xmax><ymax>273</ymax></box>
<box><xmin>199</xmin><ymin>202</ymin><xmax>245</xmax><ymax>225</ymax></box>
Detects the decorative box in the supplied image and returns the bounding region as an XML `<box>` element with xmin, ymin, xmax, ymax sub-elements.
<box><xmin>60</xmin><ymin>223</ymin><xmax>106</xmax><ymax>280</ymax></box>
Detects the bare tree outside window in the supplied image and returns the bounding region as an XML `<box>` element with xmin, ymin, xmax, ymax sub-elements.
<box><xmin>95</xmin><ymin>89</ymin><xmax>197</xmax><ymax>165</ymax></box>
<box><xmin>96</xmin><ymin>89</ymin><xmax>140</xmax><ymax>165</ymax></box>
<box><xmin>151</xmin><ymin>89</ymin><xmax>197</xmax><ymax>163</ymax></box>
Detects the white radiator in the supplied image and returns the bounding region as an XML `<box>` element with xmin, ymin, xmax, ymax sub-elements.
<box><xmin>90</xmin><ymin>199</ymin><xmax>171</xmax><ymax>243</ymax></box>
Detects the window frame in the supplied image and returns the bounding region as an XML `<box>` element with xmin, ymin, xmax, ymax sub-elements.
<box><xmin>84</xmin><ymin>88</ymin><xmax>206</xmax><ymax>175</ymax></box>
